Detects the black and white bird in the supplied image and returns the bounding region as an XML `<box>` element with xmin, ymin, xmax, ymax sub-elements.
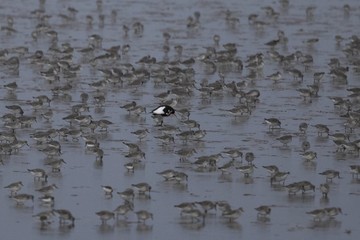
<box><xmin>151</xmin><ymin>105</ymin><xmax>176</xmax><ymax>116</ymax></box>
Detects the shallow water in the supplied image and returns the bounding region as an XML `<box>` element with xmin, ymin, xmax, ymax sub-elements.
<box><xmin>0</xmin><ymin>0</ymin><xmax>360</xmax><ymax>239</ymax></box>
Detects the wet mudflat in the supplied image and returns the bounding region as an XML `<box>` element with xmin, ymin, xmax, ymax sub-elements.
<box><xmin>0</xmin><ymin>0</ymin><xmax>360</xmax><ymax>239</ymax></box>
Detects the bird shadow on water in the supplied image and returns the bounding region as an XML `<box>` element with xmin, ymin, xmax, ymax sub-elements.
<box><xmin>136</xmin><ymin>222</ymin><xmax>153</xmax><ymax>232</ymax></box>
<box><xmin>94</xmin><ymin>106</ymin><xmax>105</xmax><ymax>114</ymax></box>
<box><xmin>93</xmin><ymin>159</ymin><xmax>103</xmax><ymax>169</ymax></box>
<box><xmin>275</xmin><ymin>145</ymin><xmax>292</xmax><ymax>152</ymax></box>
<box><xmin>179</xmin><ymin>221</ymin><xmax>205</xmax><ymax>231</ymax></box>
<box><xmin>58</xmin><ymin>223</ymin><xmax>75</xmax><ymax>233</ymax></box>
<box><xmin>255</xmin><ymin>216</ymin><xmax>271</xmax><ymax>224</ymax></box>
<box><xmin>230</xmin><ymin>116</ymin><xmax>250</xmax><ymax>126</ymax></box>
<box><xmin>223</xmin><ymin>220</ymin><xmax>242</xmax><ymax>230</ymax></box>
<box><xmin>173</xmin><ymin>182</ymin><xmax>188</xmax><ymax>192</ymax></box>
<box><xmin>5</xmin><ymin>92</ymin><xmax>17</xmax><ymax>101</ymax></box>
<box><xmin>265</xmin><ymin>129</ymin><xmax>282</xmax><ymax>137</ymax></box>
<box><xmin>237</xmin><ymin>176</ymin><xmax>255</xmax><ymax>184</ymax></box>
<box><xmin>115</xmin><ymin>219</ymin><xmax>131</xmax><ymax>229</ymax></box>
<box><xmin>350</xmin><ymin>178</ymin><xmax>360</xmax><ymax>184</ymax></box>
<box><xmin>302</xmin><ymin>161</ymin><xmax>317</xmax><ymax>171</ymax></box>
<box><xmin>13</xmin><ymin>204</ymin><xmax>34</xmax><ymax>212</ymax></box>
<box><xmin>308</xmin><ymin>219</ymin><xmax>342</xmax><ymax>229</ymax></box>
<box><xmin>157</xmin><ymin>181</ymin><xmax>188</xmax><ymax>192</ymax></box>
<box><xmin>319</xmin><ymin>196</ymin><xmax>330</xmax><ymax>205</ymax></box>
<box><xmin>97</xmin><ymin>223</ymin><xmax>115</xmax><ymax>233</ymax></box>
<box><xmin>136</xmin><ymin>193</ymin><xmax>151</xmax><ymax>201</ymax></box>
<box><xmin>218</xmin><ymin>173</ymin><xmax>233</xmax><ymax>183</ymax></box>
<box><xmin>270</xmin><ymin>184</ymin><xmax>287</xmax><ymax>192</ymax></box>
<box><xmin>35</xmin><ymin>222</ymin><xmax>54</xmax><ymax>232</ymax></box>
<box><xmin>286</xmin><ymin>194</ymin><xmax>315</xmax><ymax>204</ymax></box>
<box><xmin>124</xmin><ymin>114</ymin><xmax>146</xmax><ymax>124</ymax></box>
<box><xmin>314</xmin><ymin>136</ymin><xmax>329</xmax><ymax>144</ymax></box>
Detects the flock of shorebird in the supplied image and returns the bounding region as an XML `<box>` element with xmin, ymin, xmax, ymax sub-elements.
<box><xmin>1</xmin><ymin>0</ymin><xmax>360</xmax><ymax>237</ymax></box>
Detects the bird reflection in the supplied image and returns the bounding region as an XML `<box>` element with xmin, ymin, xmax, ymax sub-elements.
<box><xmin>256</xmin><ymin>216</ymin><xmax>271</xmax><ymax>223</ymax></box>
<box><xmin>224</xmin><ymin>221</ymin><xmax>242</xmax><ymax>230</ymax></box>
<box><xmin>309</xmin><ymin>219</ymin><xmax>342</xmax><ymax>229</ymax></box>
<box><xmin>136</xmin><ymin>223</ymin><xmax>153</xmax><ymax>232</ymax></box>
<box><xmin>97</xmin><ymin>223</ymin><xmax>114</xmax><ymax>233</ymax></box>
<box><xmin>179</xmin><ymin>221</ymin><xmax>205</xmax><ymax>231</ymax></box>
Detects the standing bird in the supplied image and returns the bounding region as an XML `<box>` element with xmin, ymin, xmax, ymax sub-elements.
<box><xmin>4</xmin><ymin>181</ymin><xmax>23</xmax><ymax>196</ymax></box>
<box><xmin>12</xmin><ymin>193</ymin><xmax>34</xmax><ymax>205</ymax></box>
<box><xmin>264</xmin><ymin>118</ymin><xmax>281</xmax><ymax>130</ymax></box>
<box><xmin>255</xmin><ymin>205</ymin><xmax>271</xmax><ymax>218</ymax></box>
<box><xmin>101</xmin><ymin>185</ymin><xmax>114</xmax><ymax>197</ymax></box>
<box><xmin>54</xmin><ymin>209</ymin><xmax>75</xmax><ymax>225</ymax></box>
<box><xmin>300</xmin><ymin>151</ymin><xmax>317</xmax><ymax>161</ymax></box>
<box><xmin>320</xmin><ymin>183</ymin><xmax>330</xmax><ymax>198</ymax></box>
<box><xmin>299</xmin><ymin>122</ymin><xmax>308</xmax><ymax>134</ymax></box>
<box><xmin>324</xmin><ymin>207</ymin><xmax>342</xmax><ymax>218</ymax></box>
<box><xmin>28</xmin><ymin>168</ymin><xmax>48</xmax><ymax>182</ymax></box>
<box><xmin>195</xmin><ymin>200</ymin><xmax>217</xmax><ymax>214</ymax></box>
<box><xmin>319</xmin><ymin>170</ymin><xmax>340</xmax><ymax>182</ymax></box>
<box><xmin>95</xmin><ymin>210</ymin><xmax>115</xmax><ymax>224</ymax></box>
<box><xmin>276</xmin><ymin>135</ymin><xmax>292</xmax><ymax>146</ymax></box>
<box><xmin>114</xmin><ymin>201</ymin><xmax>133</xmax><ymax>219</ymax></box>
<box><xmin>151</xmin><ymin>105</ymin><xmax>176</xmax><ymax>116</ymax></box>
<box><xmin>237</xmin><ymin>164</ymin><xmax>256</xmax><ymax>177</ymax></box>
<box><xmin>270</xmin><ymin>171</ymin><xmax>290</xmax><ymax>185</ymax></box>
<box><xmin>132</xmin><ymin>182</ymin><xmax>152</xmax><ymax>195</ymax></box>
<box><xmin>301</xmin><ymin>141</ymin><xmax>311</xmax><ymax>152</ymax></box>
<box><xmin>245</xmin><ymin>152</ymin><xmax>255</xmax><ymax>165</ymax></box>
<box><xmin>135</xmin><ymin>210</ymin><xmax>153</xmax><ymax>223</ymax></box>
<box><xmin>222</xmin><ymin>207</ymin><xmax>244</xmax><ymax>222</ymax></box>
<box><xmin>349</xmin><ymin>165</ymin><xmax>360</xmax><ymax>178</ymax></box>
<box><xmin>174</xmin><ymin>202</ymin><xmax>197</xmax><ymax>216</ymax></box>
<box><xmin>306</xmin><ymin>208</ymin><xmax>327</xmax><ymax>221</ymax></box>
<box><xmin>263</xmin><ymin>165</ymin><xmax>279</xmax><ymax>177</ymax></box>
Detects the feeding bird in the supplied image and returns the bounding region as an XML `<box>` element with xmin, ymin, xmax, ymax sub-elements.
<box><xmin>151</xmin><ymin>105</ymin><xmax>176</xmax><ymax>116</ymax></box>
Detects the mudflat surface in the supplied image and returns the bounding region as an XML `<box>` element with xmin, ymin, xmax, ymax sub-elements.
<box><xmin>0</xmin><ymin>0</ymin><xmax>359</xmax><ymax>239</ymax></box>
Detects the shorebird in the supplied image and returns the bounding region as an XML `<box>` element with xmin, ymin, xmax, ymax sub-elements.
<box><xmin>156</xmin><ymin>169</ymin><xmax>177</xmax><ymax>181</ymax></box>
<box><xmin>255</xmin><ymin>205</ymin><xmax>271</xmax><ymax>218</ymax></box>
<box><xmin>12</xmin><ymin>193</ymin><xmax>34</xmax><ymax>205</ymax></box>
<box><xmin>195</xmin><ymin>200</ymin><xmax>217</xmax><ymax>214</ymax></box>
<box><xmin>300</xmin><ymin>151</ymin><xmax>317</xmax><ymax>161</ymax></box>
<box><xmin>132</xmin><ymin>182</ymin><xmax>152</xmax><ymax>195</ymax></box>
<box><xmin>320</xmin><ymin>183</ymin><xmax>330</xmax><ymax>198</ymax></box>
<box><xmin>222</xmin><ymin>207</ymin><xmax>244</xmax><ymax>222</ymax></box>
<box><xmin>28</xmin><ymin>168</ymin><xmax>48</xmax><ymax>182</ymax></box>
<box><xmin>264</xmin><ymin>118</ymin><xmax>281</xmax><ymax>130</ymax></box>
<box><xmin>319</xmin><ymin>170</ymin><xmax>340</xmax><ymax>182</ymax></box>
<box><xmin>54</xmin><ymin>209</ymin><xmax>75</xmax><ymax>225</ymax></box>
<box><xmin>151</xmin><ymin>105</ymin><xmax>176</xmax><ymax>116</ymax></box>
<box><xmin>95</xmin><ymin>210</ymin><xmax>115</xmax><ymax>224</ymax></box>
<box><xmin>113</xmin><ymin>201</ymin><xmax>133</xmax><ymax>219</ymax></box>
<box><xmin>299</xmin><ymin>181</ymin><xmax>315</xmax><ymax>194</ymax></box>
<box><xmin>174</xmin><ymin>202</ymin><xmax>196</xmax><ymax>215</ymax></box>
<box><xmin>324</xmin><ymin>207</ymin><xmax>342</xmax><ymax>218</ymax></box>
<box><xmin>306</xmin><ymin>208</ymin><xmax>327</xmax><ymax>221</ymax></box>
<box><xmin>101</xmin><ymin>185</ymin><xmax>114</xmax><ymax>197</ymax></box>
<box><xmin>276</xmin><ymin>135</ymin><xmax>292</xmax><ymax>146</ymax></box>
<box><xmin>117</xmin><ymin>188</ymin><xmax>135</xmax><ymax>202</ymax></box>
<box><xmin>135</xmin><ymin>210</ymin><xmax>153</xmax><ymax>223</ymax></box>
<box><xmin>270</xmin><ymin>171</ymin><xmax>290</xmax><ymax>185</ymax></box>
<box><xmin>4</xmin><ymin>181</ymin><xmax>23</xmax><ymax>196</ymax></box>
<box><xmin>236</xmin><ymin>164</ymin><xmax>256</xmax><ymax>177</ymax></box>
<box><xmin>350</xmin><ymin>165</ymin><xmax>360</xmax><ymax>178</ymax></box>
<box><xmin>263</xmin><ymin>165</ymin><xmax>279</xmax><ymax>177</ymax></box>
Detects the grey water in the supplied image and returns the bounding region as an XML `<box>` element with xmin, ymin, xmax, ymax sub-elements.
<box><xmin>0</xmin><ymin>0</ymin><xmax>360</xmax><ymax>239</ymax></box>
